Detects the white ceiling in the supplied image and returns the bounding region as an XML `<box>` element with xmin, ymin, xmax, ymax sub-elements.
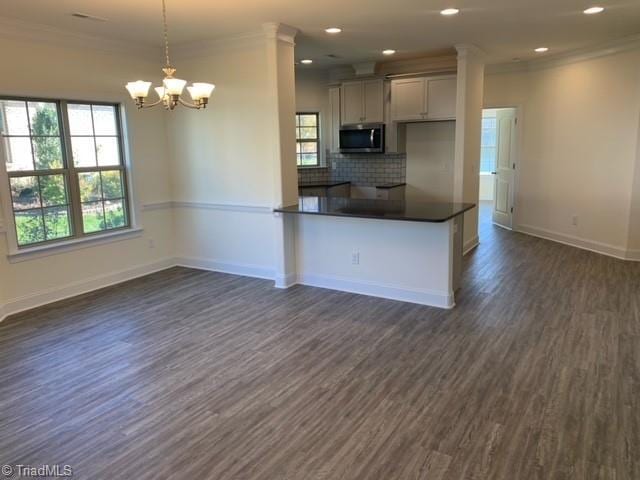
<box><xmin>2</xmin><ymin>0</ymin><xmax>640</xmax><ymax>65</ymax></box>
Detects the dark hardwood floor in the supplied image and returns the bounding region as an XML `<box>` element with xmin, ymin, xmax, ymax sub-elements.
<box><xmin>1</xmin><ymin>202</ymin><xmax>638</xmax><ymax>479</ymax></box>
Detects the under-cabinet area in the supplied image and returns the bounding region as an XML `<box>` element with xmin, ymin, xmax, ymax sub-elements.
<box><xmin>296</xmin><ymin>68</ymin><xmax>457</xmax><ymax>202</ymax></box>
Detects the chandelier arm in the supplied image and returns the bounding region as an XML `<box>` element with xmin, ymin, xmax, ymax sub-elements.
<box><xmin>141</xmin><ymin>98</ymin><xmax>166</xmax><ymax>109</ymax></box>
<box><xmin>178</xmin><ymin>98</ymin><xmax>200</xmax><ymax>109</ymax></box>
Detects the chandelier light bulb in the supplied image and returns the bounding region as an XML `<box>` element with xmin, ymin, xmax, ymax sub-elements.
<box><xmin>163</xmin><ymin>77</ymin><xmax>187</xmax><ymax>96</ymax></box>
<box><xmin>125</xmin><ymin>81</ymin><xmax>152</xmax><ymax>99</ymax></box>
<box><xmin>188</xmin><ymin>83</ymin><xmax>216</xmax><ymax>101</ymax></box>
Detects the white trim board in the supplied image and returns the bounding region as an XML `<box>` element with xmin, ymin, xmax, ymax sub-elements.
<box><xmin>463</xmin><ymin>235</ymin><xmax>480</xmax><ymax>255</ymax></box>
<box><xmin>143</xmin><ymin>201</ymin><xmax>273</xmax><ymax>214</ymax></box>
<box><xmin>516</xmin><ymin>223</ymin><xmax>638</xmax><ymax>262</ymax></box>
<box><xmin>0</xmin><ymin>15</ymin><xmax>160</xmax><ymax>59</ymax></box>
<box><xmin>296</xmin><ymin>273</ymin><xmax>455</xmax><ymax>309</ymax></box>
<box><xmin>0</xmin><ymin>257</ymin><xmax>175</xmax><ymax>323</ymax></box>
<box><xmin>487</xmin><ymin>33</ymin><xmax>640</xmax><ymax>74</ymax></box>
<box><xmin>174</xmin><ymin>256</ymin><xmax>275</xmax><ymax>281</ymax></box>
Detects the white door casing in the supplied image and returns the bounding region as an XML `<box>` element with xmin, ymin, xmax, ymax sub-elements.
<box><xmin>492</xmin><ymin>109</ymin><xmax>517</xmax><ymax>229</ymax></box>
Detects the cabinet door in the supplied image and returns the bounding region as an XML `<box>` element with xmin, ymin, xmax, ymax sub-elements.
<box><xmin>341</xmin><ymin>82</ymin><xmax>364</xmax><ymax>125</ymax></box>
<box><xmin>391</xmin><ymin>78</ymin><xmax>426</xmax><ymax>122</ymax></box>
<box><xmin>328</xmin><ymin>87</ymin><xmax>341</xmax><ymax>153</ymax></box>
<box><xmin>363</xmin><ymin>79</ymin><xmax>384</xmax><ymax>123</ymax></box>
<box><xmin>426</xmin><ymin>77</ymin><xmax>457</xmax><ymax>120</ymax></box>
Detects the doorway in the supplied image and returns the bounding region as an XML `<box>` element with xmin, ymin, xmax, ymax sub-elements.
<box><xmin>480</xmin><ymin>108</ymin><xmax>517</xmax><ymax>230</ymax></box>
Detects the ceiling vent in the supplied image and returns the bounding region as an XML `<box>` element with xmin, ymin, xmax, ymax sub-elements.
<box><xmin>71</xmin><ymin>12</ymin><xmax>108</xmax><ymax>22</ymax></box>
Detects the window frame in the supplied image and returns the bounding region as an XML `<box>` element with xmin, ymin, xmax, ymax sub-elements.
<box><xmin>0</xmin><ymin>95</ymin><xmax>133</xmax><ymax>253</ymax></box>
<box><xmin>479</xmin><ymin>115</ymin><xmax>498</xmax><ymax>174</ymax></box>
<box><xmin>295</xmin><ymin>112</ymin><xmax>321</xmax><ymax>168</ymax></box>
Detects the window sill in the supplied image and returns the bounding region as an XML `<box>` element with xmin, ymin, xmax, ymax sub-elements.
<box><xmin>7</xmin><ymin>227</ymin><xmax>144</xmax><ymax>263</ymax></box>
<box><xmin>298</xmin><ymin>165</ymin><xmax>328</xmax><ymax>170</ymax></box>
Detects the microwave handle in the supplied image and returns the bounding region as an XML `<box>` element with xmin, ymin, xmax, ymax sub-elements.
<box><xmin>370</xmin><ymin>129</ymin><xmax>374</xmax><ymax>146</ymax></box>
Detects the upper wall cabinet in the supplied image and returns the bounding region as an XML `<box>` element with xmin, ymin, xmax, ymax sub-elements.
<box><xmin>341</xmin><ymin>79</ymin><xmax>384</xmax><ymax>125</ymax></box>
<box><xmin>391</xmin><ymin>75</ymin><xmax>457</xmax><ymax>122</ymax></box>
<box><xmin>328</xmin><ymin>86</ymin><xmax>341</xmax><ymax>153</ymax></box>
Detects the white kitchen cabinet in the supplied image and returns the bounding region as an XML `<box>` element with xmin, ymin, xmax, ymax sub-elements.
<box><xmin>426</xmin><ymin>76</ymin><xmax>457</xmax><ymax>120</ymax></box>
<box><xmin>363</xmin><ymin>80</ymin><xmax>384</xmax><ymax>123</ymax></box>
<box><xmin>391</xmin><ymin>78</ymin><xmax>425</xmax><ymax>121</ymax></box>
<box><xmin>390</xmin><ymin>75</ymin><xmax>456</xmax><ymax>122</ymax></box>
<box><xmin>340</xmin><ymin>79</ymin><xmax>384</xmax><ymax>125</ymax></box>
<box><xmin>328</xmin><ymin>86</ymin><xmax>341</xmax><ymax>153</ymax></box>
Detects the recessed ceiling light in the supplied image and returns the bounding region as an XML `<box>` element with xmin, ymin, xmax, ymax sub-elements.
<box><xmin>325</xmin><ymin>27</ymin><xmax>342</xmax><ymax>34</ymax></box>
<box><xmin>300</xmin><ymin>59</ymin><xmax>313</xmax><ymax>64</ymax></box>
<box><xmin>440</xmin><ymin>8</ymin><xmax>460</xmax><ymax>16</ymax></box>
<box><xmin>534</xmin><ymin>47</ymin><xmax>549</xmax><ymax>53</ymax></box>
<box><xmin>382</xmin><ymin>49</ymin><xmax>396</xmax><ymax>55</ymax></box>
<box><xmin>583</xmin><ymin>6</ymin><xmax>604</xmax><ymax>14</ymax></box>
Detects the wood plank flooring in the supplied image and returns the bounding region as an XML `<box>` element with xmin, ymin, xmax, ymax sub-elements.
<box><xmin>0</xmin><ymin>202</ymin><xmax>638</xmax><ymax>479</ymax></box>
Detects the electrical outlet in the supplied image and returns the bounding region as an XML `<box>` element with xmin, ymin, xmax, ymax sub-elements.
<box><xmin>571</xmin><ymin>215</ymin><xmax>578</xmax><ymax>227</ymax></box>
<box><xmin>351</xmin><ymin>252</ymin><xmax>360</xmax><ymax>265</ymax></box>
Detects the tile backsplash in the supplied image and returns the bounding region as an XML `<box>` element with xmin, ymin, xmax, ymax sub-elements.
<box><xmin>298</xmin><ymin>152</ymin><xmax>406</xmax><ymax>187</ymax></box>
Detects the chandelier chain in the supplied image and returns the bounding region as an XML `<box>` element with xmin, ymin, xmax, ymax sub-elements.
<box><xmin>162</xmin><ymin>0</ymin><xmax>171</xmax><ymax>68</ymax></box>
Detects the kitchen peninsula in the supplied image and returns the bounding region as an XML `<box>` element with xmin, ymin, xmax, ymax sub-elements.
<box><xmin>274</xmin><ymin>197</ymin><xmax>474</xmax><ymax>308</ymax></box>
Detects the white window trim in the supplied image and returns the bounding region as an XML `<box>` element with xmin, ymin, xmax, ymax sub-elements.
<box><xmin>296</xmin><ymin>112</ymin><xmax>326</xmax><ymax>169</ymax></box>
<box><xmin>5</xmin><ymin>226</ymin><xmax>144</xmax><ymax>263</ymax></box>
<box><xmin>0</xmin><ymin>100</ymin><xmax>142</xmax><ymax>260</ymax></box>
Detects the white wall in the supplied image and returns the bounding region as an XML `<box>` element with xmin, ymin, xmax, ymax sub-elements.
<box><xmin>0</xmin><ymin>35</ymin><xmax>174</xmax><ymax>317</ymax></box>
<box><xmin>295</xmin><ymin>214</ymin><xmax>455</xmax><ymax>308</ymax></box>
<box><xmin>454</xmin><ymin>47</ymin><xmax>485</xmax><ymax>252</ymax></box>
<box><xmin>167</xmin><ymin>28</ymin><xmax>300</xmax><ymax>279</ymax></box>
<box><xmin>295</xmin><ymin>69</ymin><xmax>331</xmax><ymax>163</ymax></box>
<box><xmin>405</xmin><ymin>121</ymin><xmax>456</xmax><ymax>202</ymax></box>
<box><xmin>484</xmin><ymin>48</ymin><xmax>640</xmax><ymax>258</ymax></box>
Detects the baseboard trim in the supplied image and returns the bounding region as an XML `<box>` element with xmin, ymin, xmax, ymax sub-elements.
<box><xmin>463</xmin><ymin>235</ymin><xmax>480</xmax><ymax>255</ymax></box>
<box><xmin>625</xmin><ymin>248</ymin><xmax>640</xmax><ymax>261</ymax></box>
<box><xmin>274</xmin><ymin>272</ymin><xmax>297</xmax><ymax>288</ymax></box>
<box><xmin>296</xmin><ymin>273</ymin><xmax>454</xmax><ymax>309</ymax></box>
<box><xmin>516</xmin><ymin>224</ymin><xmax>635</xmax><ymax>261</ymax></box>
<box><xmin>174</xmin><ymin>256</ymin><xmax>275</xmax><ymax>280</ymax></box>
<box><xmin>0</xmin><ymin>257</ymin><xmax>176</xmax><ymax>323</ymax></box>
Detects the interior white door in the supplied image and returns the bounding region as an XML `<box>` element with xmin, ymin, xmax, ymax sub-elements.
<box><xmin>492</xmin><ymin>109</ymin><xmax>517</xmax><ymax>229</ymax></box>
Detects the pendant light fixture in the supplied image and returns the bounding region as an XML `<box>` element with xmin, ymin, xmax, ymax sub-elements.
<box><xmin>125</xmin><ymin>0</ymin><xmax>215</xmax><ymax>110</ymax></box>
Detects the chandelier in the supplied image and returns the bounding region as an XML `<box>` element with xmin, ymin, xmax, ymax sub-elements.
<box><xmin>125</xmin><ymin>0</ymin><xmax>215</xmax><ymax>110</ymax></box>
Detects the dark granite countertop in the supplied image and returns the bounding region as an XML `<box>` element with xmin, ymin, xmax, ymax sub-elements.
<box><xmin>274</xmin><ymin>197</ymin><xmax>475</xmax><ymax>223</ymax></box>
<box><xmin>298</xmin><ymin>181</ymin><xmax>351</xmax><ymax>189</ymax></box>
<box><xmin>376</xmin><ymin>183</ymin><xmax>407</xmax><ymax>189</ymax></box>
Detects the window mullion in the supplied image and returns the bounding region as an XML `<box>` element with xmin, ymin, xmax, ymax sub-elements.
<box><xmin>60</xmin><ymin>100</ymin><xmax>84</xmax><ymax>239</ymax></box>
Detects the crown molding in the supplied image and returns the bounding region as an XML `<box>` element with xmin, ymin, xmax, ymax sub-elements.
<box><xmin>455</xmin><ymin>44</ymin><xmax>487</xmax><ymax>62</ymax></box>
<box><xmin>0</xmin><ymin>15</ymin><xmax>160</xmax><ymax>59</ymax></box>
<box><xmin>487</xmin><ymin>33</ymin><xmax>640</xmax><ymax>75</ymax></box>
<box><xmin>376</xmin><ymin>54</ymin><xmax>457</xmax><ymax>76</ymax></box>
<box><xmin>171</xmin><ymin>29</ymin><xmax>267</xmax><ymax>60</ymax></box>
<box><xmin>262</xmin><ymin>22</ymin><xmax>298</xmax><ymax>45</ymax></box>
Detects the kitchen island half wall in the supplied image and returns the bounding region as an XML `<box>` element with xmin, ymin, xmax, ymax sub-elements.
<box><xmin>274</xmin><ymin>197</ymin><xmax>474</xmax><ymax>308</ymax></box>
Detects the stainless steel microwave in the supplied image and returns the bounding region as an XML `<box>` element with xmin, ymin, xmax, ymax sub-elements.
<box><xmin>339</xmin><ymin>124</ymin><xmax>385</xmax><ymax>153</ymax></box>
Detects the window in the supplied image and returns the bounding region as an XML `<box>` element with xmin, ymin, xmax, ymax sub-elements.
<box><xmin>480</xmin><ymin>115</ymin><xmax>497</xmax><ymax>174</ymax></box>
<box><xmin>295</xmin><ymin>113</ymin><xmax>320</xmax><ymax>167</ymax></box>
<box><xmin>0</xmin><ymin>98</ymin><xmax>130</xmax><ymax>248</ymax></box>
